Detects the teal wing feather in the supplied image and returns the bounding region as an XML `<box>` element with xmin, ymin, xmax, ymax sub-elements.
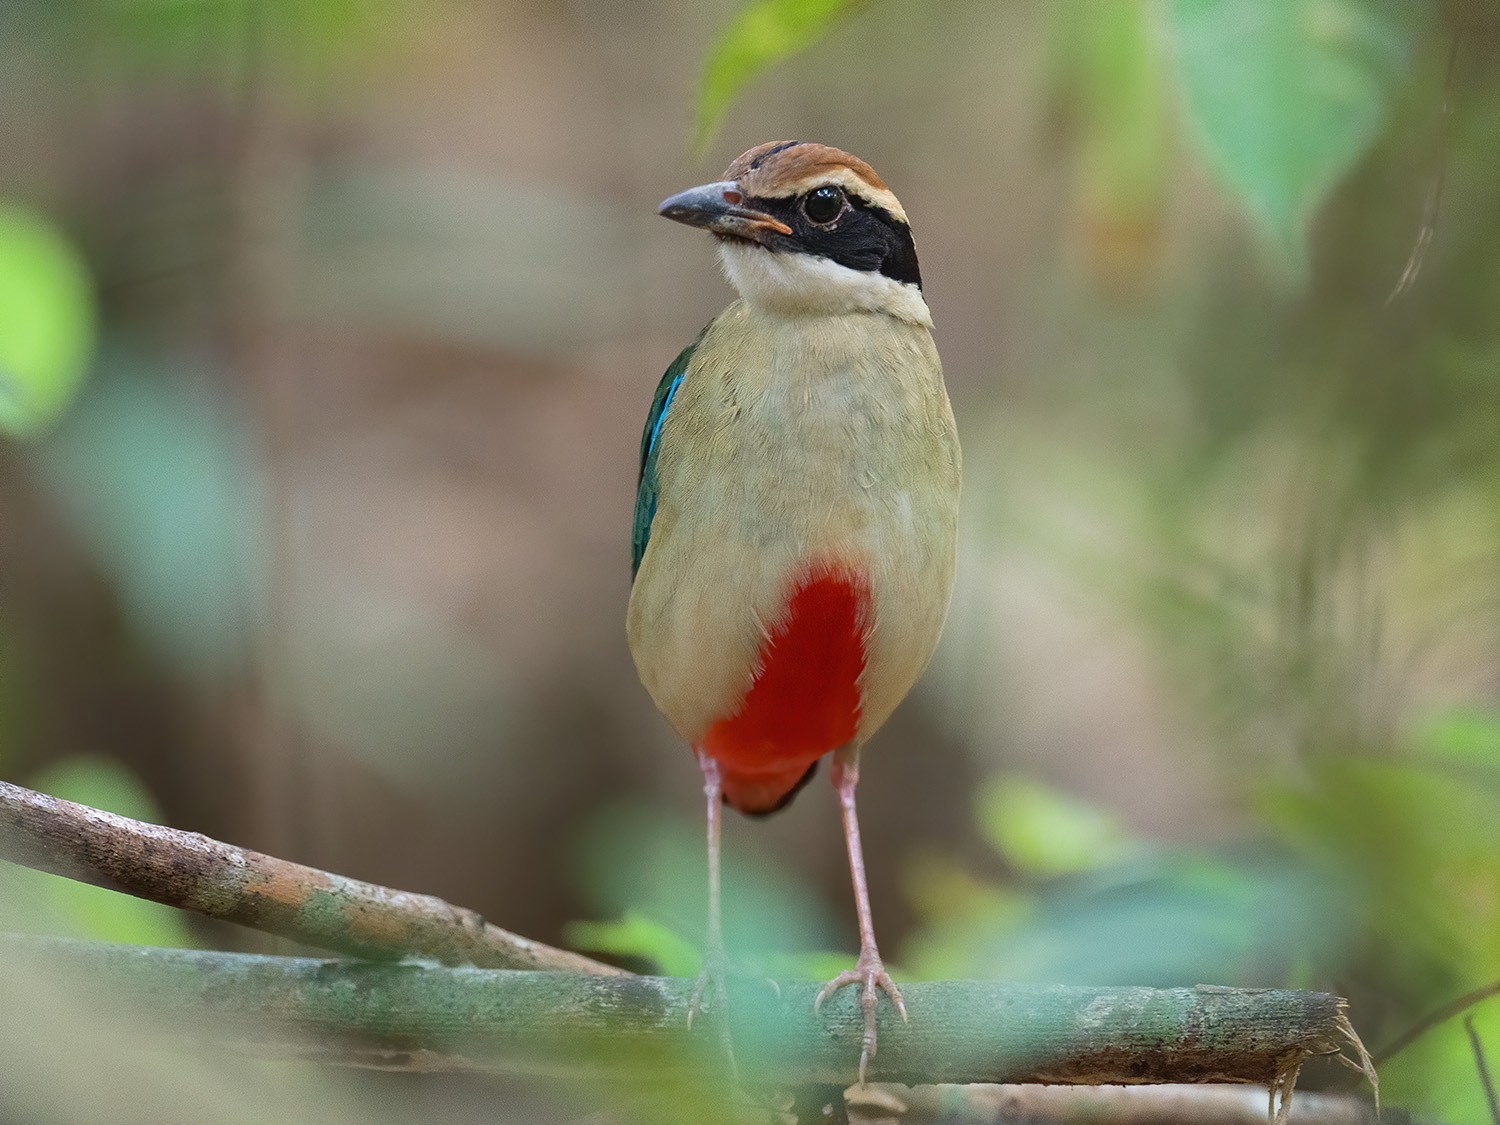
<box><xmin>632</xmin><ymin>338</ymin><xmax>700</xmax><ymax>579</ymax></box>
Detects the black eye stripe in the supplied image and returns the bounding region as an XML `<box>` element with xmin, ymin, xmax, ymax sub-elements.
<box><xmin>741</xmin><ymin>190</ymin><xmax>922</xmax><ymax>289</ymax></box>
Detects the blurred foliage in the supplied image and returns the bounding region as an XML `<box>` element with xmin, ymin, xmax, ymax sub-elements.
<box><xmin>35</xmin><ymin>355</ymin><xmax>266</xmax><ymax>679</ymax></box>
<box><xmin>901</xmin><ymin>777</ymin><xmax>1342</xmax><ymax>990</ymax></box>
<box><xmin>1422</xmin><ymin>706</ymin><xmax>1500</xmax><ymax>776</ymax></box>
<box><xmin>0</xmin><ymin>757</ymin><xmax>196</xmax><ymax>948</ymax></box>
<box><xmin>570</xmin><ymin>802</ymin><xmax>857</xmax><ymax>983</ymax></box>
<box><xmin>1167</xmin><ymin>0</ymin><xmax>1424</xmax><ymax>270</ymax></box>
<box><xmin>889</xmin><ymin>731</ymin><xmax>1500</xmax><ymax>1116</ymax></box>
<box><xmin>86</xmin><ymin>0</ymin><xmax>393</xmax><ymax>82</ymax></box>
<box><xmin>565</xmin><ymin>907</ymin><xmax>704</xmax><ymax>979</ymax></box>
<box><xmin>1384</xmin><ymin>999</ymin><xmax>1500</xmax><ymax>1125</ymax></box>
<box><xmin>1047</xmin><ymin>0</ymin><xmax>1171</xmax><ymax>285</ymax></box>
<box><xmin>0</xmin><ymin>205</ymin><xmax>96</xmax><ymax>438</ymax></box>
<box><xmin>977</xmin><ymin>774</ymin><xmax>1142</xmax><ymax>877</ymax></box>
<box><xmin>701</xmin><ymin>0</ymin><xmax>1426</xmax><ymax>267</ymax></box>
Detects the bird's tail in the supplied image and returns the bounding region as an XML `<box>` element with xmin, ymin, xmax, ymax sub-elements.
<box><xmin>721</xmin><ymin>759</ymin><xmax>819</xmax><ymax>818</ymax></box>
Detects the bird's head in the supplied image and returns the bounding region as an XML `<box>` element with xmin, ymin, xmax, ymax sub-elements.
<box><xmin>658</xmin><ymin>141</ymin><xmax>929</xmax><ymax>326</ymax></box>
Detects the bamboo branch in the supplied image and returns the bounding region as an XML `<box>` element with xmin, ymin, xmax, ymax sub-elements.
<box><xmin>1</xmin><ymin>934</ymin><xmax>1358</xmax><ymax>1088</ymax></box>
<box><xmin>0</xmin><ymin>778</ymin><xmax>625</xmax><ymax>975</ymax></box>
<box><xmin>846</xmin><ymin>1083</ymin><xmax>1382</xmax><ymax>1124</ymax></box>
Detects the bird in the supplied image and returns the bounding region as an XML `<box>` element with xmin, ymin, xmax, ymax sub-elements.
<box><xmin>627</xmin><ymin>140</ymin><xmax>960</xmax><ymax>1084</ymax></box>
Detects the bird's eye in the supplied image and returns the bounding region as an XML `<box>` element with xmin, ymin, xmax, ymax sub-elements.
<box><xmin>802</xmin><ymin>186</ymin><xmax>844</xmax><ymax>224</ymax></box>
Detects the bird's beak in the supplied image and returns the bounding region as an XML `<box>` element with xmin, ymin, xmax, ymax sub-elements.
<box><xmin>657</xmin><ymin>180</ymin><xmax>793</xmax><ymax>243</ymax></box>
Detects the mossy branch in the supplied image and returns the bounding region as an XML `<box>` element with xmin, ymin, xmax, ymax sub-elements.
<box><xmin>0</xmin><ymin>777</ymin><xmax>1378</xmax><ymax>1100</ymax></box>
<box><xmin>2</xmin><ymin>932</ymin><xmax>1359</xmax><ymax>1088</ymax></box>
<box><xmin>843</xmin><ymin>1083</ymin><xmax>1383</xmax><ymax>1124</ymax></box>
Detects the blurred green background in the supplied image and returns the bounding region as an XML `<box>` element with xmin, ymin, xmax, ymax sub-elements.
<box><xmin>2</xmin><ymin>0</ymin><xmax>1499</xmax><ymax>1121</ymax></box>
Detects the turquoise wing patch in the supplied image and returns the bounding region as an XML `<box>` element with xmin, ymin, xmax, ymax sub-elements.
<box><xmin>632</xmin><ymin>338</ymin><xmax>699</xmax><ymax>579</ymax></box>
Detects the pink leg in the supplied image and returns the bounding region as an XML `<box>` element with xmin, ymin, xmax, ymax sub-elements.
<box><xmin>688</xmin><ymin>750</ymin><xmax>737</xmax><ymax>1078</ymax></box>
<box><xmin>815</xmin><ymin>744</ymin><xmax>907</xmax><ymax>1085</ymax></box>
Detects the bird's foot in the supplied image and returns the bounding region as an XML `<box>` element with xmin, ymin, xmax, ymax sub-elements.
<box><xmin>688</xmin><ymin>943</ymin><xmax>738</xmax><ymax>1083</ymax></box>
<box><xmin>814</xmin><ymin>949</ymin><xmax>907</xmax><ymax>1086</ymax></box>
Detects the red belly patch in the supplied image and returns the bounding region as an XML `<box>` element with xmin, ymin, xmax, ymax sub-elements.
<box><xmin>701</xmin><ymin>568</ymin><xmax>869</xmax><ymax>814</ymax></box>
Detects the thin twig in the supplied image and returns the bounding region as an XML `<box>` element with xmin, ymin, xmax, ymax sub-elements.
<box><xmin>1385</xmin><ymin>32</ymin><xmax>1459</xmax><ymax>304</ymax></box>
<box><xmin>0</xmin><ymin>778</ymin><xmax>627</xmax><ymax>975</ymax></box>
<box><xmin>1467</xmin><ymin>1016</ymin><xmax>1500</xmax><ymax>1125</ymax></box>
<box><xmin>1373</xmin><ymin>976</ymin><xmax>1500</xmax><ymax>1065</ymax></box>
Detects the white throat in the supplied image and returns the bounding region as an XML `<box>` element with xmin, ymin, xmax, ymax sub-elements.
<box><xmin>718</xmin><ymin>241</ymin><xmax>932</xmax><ymax>327</ymax></box>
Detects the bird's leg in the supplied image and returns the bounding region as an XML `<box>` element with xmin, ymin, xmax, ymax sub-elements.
<box><xmin>688</xmin><ymin>749</ymin><xmax>737</xmax><ymax>1080</ymax></box>
<box><xmin>814</xmin><ymin>744</ymin><xmax>906</xmax><ymax>1086</ymax></box>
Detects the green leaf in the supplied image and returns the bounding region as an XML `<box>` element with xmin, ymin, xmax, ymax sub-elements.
<box><xmin>694</xmin><ymin>0</ymin><xmax>869</xmax><ymax>152</ymax></box>
<box><xmin>0</xmin><ymin>757</ymin><xmax>196</xmax><ymax>948</ymax></box>
<box><xmin>565</xmin><ymin>909</ymin><xmax>702</xmax><ymax>978</ymax></box>
<box><xmin>978</xmin><ymin>776</ymin><xmax>1142</xmax><ymax>878</ymax></box>
<box><xmin>1165</xmin><ymin>0</ymin><xmax>1420</xmax><ymax>269</ymax></box>
<box><xmin>0</xmin><ymin>205</ymin><xmax>96</xmax><ymax>438</ymax></box>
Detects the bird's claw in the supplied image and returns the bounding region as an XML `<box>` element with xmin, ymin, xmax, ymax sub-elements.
<box><xmin>688</xmin><ymin>946</ymin><xmax>738</xmax><ymax>1083</ymax></box>
<box><xmin>814</xmin><ymin>951</ymin><xmax>906</xmax><ymax>1085</ymax></box>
